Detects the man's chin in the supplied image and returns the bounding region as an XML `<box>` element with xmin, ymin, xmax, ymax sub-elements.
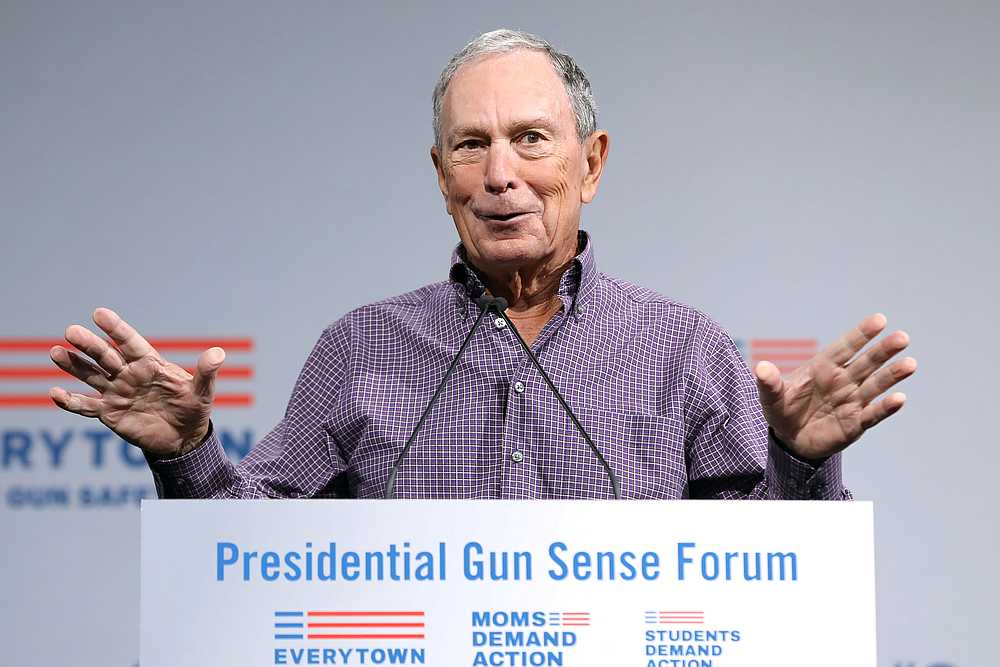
<box><xmin>475</xmin><ymin>237</ymin><xmax>546</xmax><ymax>267</ymax></box>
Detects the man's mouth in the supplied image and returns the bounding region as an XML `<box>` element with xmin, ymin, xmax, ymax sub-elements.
<box><xmin>475</xmin><ymin>210</ymin><xmax>536</xmax><ymax>223</ymax></box>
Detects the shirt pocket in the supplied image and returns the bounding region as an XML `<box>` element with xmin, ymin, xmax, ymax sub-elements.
<box><xmin>567</xmin><ymin>408</ymin><xmax>688</xmax><ymax>499</ymax></box>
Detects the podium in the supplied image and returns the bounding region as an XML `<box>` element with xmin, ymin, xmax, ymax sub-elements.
<box><xmin>141</xmin><ymin>500</ymin><xmax>876</xmax><ymax>666</ymax></box>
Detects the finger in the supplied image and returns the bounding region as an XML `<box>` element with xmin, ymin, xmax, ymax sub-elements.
<box><xmin>821</xmin><ymin>313</ymin><xmax>887</xmax><ymax>366</ymax></box>
<box><xmin>859</xmin><ymin>392</ymin><xmax>906</xmax><ymax>430</ymax></box>
<box><xmin>48</xmin><ymin>387</ymin><xmax>103</xmax><ymax>418</ymax></box>
<box><xmin>49</xmin><ymin>345</ymin><xmax>111</xmax><ymax>391</ymax></box>
<box><xmin>192</xmin><ymin>347</ymin><xmax>226</xmax><ymax>399</ymax></box>
<box><xmin>754</xmin><ymin>360</ymin><xmax>785</xmax><ymax>407</ymax></box>
<box><xmin>846</xmin><ymin>330</ymin><xmax>911</xmax><ymax>383</ymax></box>
<box><xmin>856</xmin><ymin>356</ymin><xmax>917</xmax><ymax>405</ymax></box>
<box><xmin>64</xmin><ymin>324</ymin><xmax>127</xmax><ymax>377</ymax></box>
<box><xmin>92</xmin><ymin>307</ymin><xmax>158</xmax><ymax>362</ymax></box>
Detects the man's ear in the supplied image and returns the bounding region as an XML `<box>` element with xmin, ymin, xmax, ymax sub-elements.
<box><xmin>580</xmin><ymin>131</ymin><xmax>610</xmax><ymax>204</ymax></box>
<box><xmin>430</xmin><ymin>145</ymin><xmax>452</xmax><ymax>214</ymax></box>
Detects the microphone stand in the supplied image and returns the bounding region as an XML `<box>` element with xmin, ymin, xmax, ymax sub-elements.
<box><xmin>384</xmin><ymin>295</ymin><xmax>498</xmax><ymax>499</ymax></box>
<box><xmin>384</xmin><ymin>295</ymin><xmax>622</xmax><ymax>500</ymax></box>
<box><xmin>487</xmin><ymin>299</ymin><xmax>622</xmax><ymax>500</ymax></box>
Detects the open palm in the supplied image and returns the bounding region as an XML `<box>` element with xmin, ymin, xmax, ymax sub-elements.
<box><xmin>48</xmin><ymin>307</ymin><xmax>226</xmax><ymax>458</ymax></box>
<box><xmin>754</xmin><ymin>313</ymin><xmax>917</xmax><ymax>461</ymax></box>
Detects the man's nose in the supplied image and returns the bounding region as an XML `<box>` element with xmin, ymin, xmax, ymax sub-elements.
<box><xmin>484</xmin><ymin>141</ymin><xmax>516</xmax><ymax>194</ymax></box>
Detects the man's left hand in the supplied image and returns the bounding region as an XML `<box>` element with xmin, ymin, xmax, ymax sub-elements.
<box><xmin>754</xmin><ymin>313</ymin><xmax>917</xmax><ymax>461</ymax></box>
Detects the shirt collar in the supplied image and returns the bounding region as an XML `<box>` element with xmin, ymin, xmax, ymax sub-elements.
<box><xmin>448</xmin><ymin>230</ymin><xmax>598</xmax><ymax>319</ymax></box>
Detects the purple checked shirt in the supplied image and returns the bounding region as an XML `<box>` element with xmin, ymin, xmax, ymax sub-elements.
<box><xmin>148</xmin><ymin>232</ymin><xmax>848</xmax><ymax>501</ymax></box>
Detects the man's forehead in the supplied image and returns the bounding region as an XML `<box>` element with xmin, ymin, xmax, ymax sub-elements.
<box><xmin>441</xmin><ymin>50</ymin><xmax>572</xmax><ymax>136</ymax></box>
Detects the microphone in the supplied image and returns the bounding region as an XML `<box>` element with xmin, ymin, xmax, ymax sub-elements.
<box><xmin>486</xmin><ymin>299</ymin><xmax>622</xmax><ymax>500</ymax></box>
<box><xmin>383</xmin><ymin>294</ymin><xmax>501</xmax><ymax>499</ymax></box>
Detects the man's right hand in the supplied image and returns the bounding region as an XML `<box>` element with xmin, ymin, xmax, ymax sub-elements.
<box><xmin>48</xmin><ymin>307</ymin><xmax>226</xmax><ymax>459</ymax></box>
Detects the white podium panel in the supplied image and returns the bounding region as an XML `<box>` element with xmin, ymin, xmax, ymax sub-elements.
<box><xmin>141</xmin><ymin>500</ymin><xmax>875</xmax><ymax>666</ymax></box>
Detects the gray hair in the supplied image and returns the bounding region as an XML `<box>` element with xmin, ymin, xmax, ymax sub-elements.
<box><xmin>432</xmin><ymin>29</ymin><xmax>598</xmax><ymax>148</ymax></box>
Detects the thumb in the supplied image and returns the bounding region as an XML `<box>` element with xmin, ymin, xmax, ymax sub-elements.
<box><xmin>192</xmin><ymin>347</ymin><xmax>226</xmax><ymax>400</ymax></box>
<box><xmin>754</xmin><ymin>360</ymin><xmax>784</xmax><ymax>407</ymax></box>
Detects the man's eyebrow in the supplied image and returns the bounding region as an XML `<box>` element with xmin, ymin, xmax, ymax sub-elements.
<box><xmin>448</xmin><ymin>117</ymin><xmax>561</xmax><ymax>143</ymax></box>
<box><xmin>508</xmin><ymin>116</ymin><xmax>559</xmax><ymax>134</ymax></box>
<box><xmin>448</xmin><ymin>125</ymin><xmax>488</xmax><ymax>141</ymax></box>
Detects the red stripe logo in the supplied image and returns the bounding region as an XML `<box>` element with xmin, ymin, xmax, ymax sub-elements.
<box><xmin>749</xmin><ymin>338</ymin><xmax>818</xmax><ymax>375</ymax></box>
<box><xmin>305</xmin><ymin>611</ymin><xmax>426</xmax><ymax>640</ymax></box>
<box><xmin>645</xmin><ymin>610</ymin><xmax>706</xmax><ymax>625</ymax></box>
<box><xmin>0</xmin><ymin>336</ymin><xmax>255</xmax><ymax>409</ymax></box>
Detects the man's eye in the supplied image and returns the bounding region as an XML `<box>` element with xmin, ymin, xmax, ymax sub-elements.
<box><xmin>457</xmin><ymin>140</ymin><xmax>482</xmax><ymax>150</ymax></box>
<box><xmin>521</xmin><ymin>132</ymin><xmax>543</xmax><ymax>144</ymax></box>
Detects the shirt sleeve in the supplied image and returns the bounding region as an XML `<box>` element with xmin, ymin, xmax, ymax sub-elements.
<box><xmin>682</xmin><ymin>318</ymin><xmax>851</xmax><ymax>501</ymax></box>
<box><xmin>146</xmin><ymin>320</ymin><xmax>352</xmax><ymax>498</ymax></box>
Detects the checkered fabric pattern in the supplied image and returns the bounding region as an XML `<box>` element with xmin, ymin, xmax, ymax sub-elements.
<box><xmin>148</xmin><ymin>232</ymin><xmax>848</xmax><ymax>500</ymax></box>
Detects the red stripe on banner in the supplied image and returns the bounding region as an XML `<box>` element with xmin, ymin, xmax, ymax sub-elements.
<box><xmin>308</xmin><ymin>611</ymin><xmax>425</xmax><ymax>617</ymax></box>
<box><xmin>142</xmin><ymin>338</ymin><xmax>254</xmax><ymax>352</ymax></box>
<box><xmin>0</xmin><ymin>339</ymin><xmax>75</xmax><ymax>352</ymax></box>
<box><xmin>0</xmin><ymin>338</ymin><xmax>254</xmax><ymax>352</ymax></box>
<box><xmin>307</xmin><ymin>623</ymin><xmax>425</xmax><ymax>628</ymax></box>
<box><xmin>307</xmin><ymin>634</ymin><xmax>425</xmax><ymax>640</ymax></box>
<box><xmin>0</xmin><ymin>365</ymin><xmax>254</xmax><ymax>380</ymax></box>
<box><xmin>188</xmin><ymin>366</ymin><xmax>253</xmax><ymax>379</ymax></box>
<box><xmin>0</xmin><ymin>393</ymin><xmax>253</xmax><ymax>408</ymax></box>
<box><xmin>749</xmin><ymin>353</ymin><xmax>814</xmax><ymax>362</ymax></box>
<box><xmin>750</xmin><ymin>339</ymin><xmax>817</xmax><ymax>348</ymax></box>
<box><xmin>210</xmin><ymin>394</ymin><xmax>253</xmax><ymax>406</ymax></box>
<box><xmin>660</xmin><ymin>614</ymin><xmax>705</xmax><ymax>617</ymax></box>
<box><xmin>0</xmin><ymin>395</ymin><xmax>65</xmax><ymax>407</ymax></box>
<box><xmin>662</xmin><ymin>620</ymin><xmax>704</xmax><ymax>624</ymax></box>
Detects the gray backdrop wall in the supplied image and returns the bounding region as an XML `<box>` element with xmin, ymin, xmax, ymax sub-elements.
<box><xmin>2</xmin><ymin>2</ymin><xmax>997</xmax><ymax>665</ymax></box>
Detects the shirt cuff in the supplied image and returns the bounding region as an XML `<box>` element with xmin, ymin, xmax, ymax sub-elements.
<box><xmin>144</xmin><ymin>423</ymin><xmax>239</xmax><ymax>498</ymax></box>
<box><xmin>767</xmin><ymin>429</ymin><xmax>848</xmax><ymax>500</ymax></box>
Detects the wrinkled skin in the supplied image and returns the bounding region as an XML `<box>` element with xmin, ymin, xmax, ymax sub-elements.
<box><xmin>431</xmin><ymin>50</ymin><xmax>609</xmax><ymax>343</ymax></box>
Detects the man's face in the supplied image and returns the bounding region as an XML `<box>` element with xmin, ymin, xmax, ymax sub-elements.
<box><xmin>431</xmin><ymin>49</ymin><xmax>607</xmax><ymax>275</ymax></box>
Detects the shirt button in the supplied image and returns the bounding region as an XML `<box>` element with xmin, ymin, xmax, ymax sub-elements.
<box><xmin>513</xmin><ymin>381</ymin><xmax>525</xmax><ymax>394</ymax></box>
<box><xmin>493</xmin><ymin>317</ymin><xmax>507</xmax><ymax>329</ymax></box>
<box><xmin>511</xmin><ymin>451</ymin><xmax>524</xmax><ymax>463</ymax></box>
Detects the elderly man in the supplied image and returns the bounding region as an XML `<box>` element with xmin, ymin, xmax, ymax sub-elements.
<box><xmin>47</xmin><ymin>29</ymin><xmax>915</xmax><ymax>500</ymax></box>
